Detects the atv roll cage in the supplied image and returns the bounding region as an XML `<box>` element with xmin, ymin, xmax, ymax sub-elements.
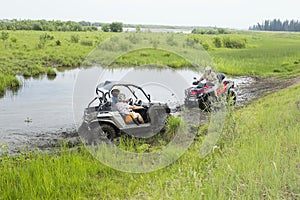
<box><xmin>88</xmin><ymin>81</ymin><xmax>151</xmax><ymax>108</ymax></box>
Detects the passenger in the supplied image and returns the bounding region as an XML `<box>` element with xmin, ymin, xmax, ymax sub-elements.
<box><xmin>115</xmin><ymin>94</ymin><xmax>144</xmax><ymax>124</ymax></box>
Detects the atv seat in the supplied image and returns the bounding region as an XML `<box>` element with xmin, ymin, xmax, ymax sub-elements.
<box><xmin>121</xmin><ymin>113</ymin><xmax>140</xmax><ymax>125</ymax></box>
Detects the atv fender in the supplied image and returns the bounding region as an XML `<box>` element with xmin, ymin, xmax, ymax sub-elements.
<box><xmin>89</xmin><ymin>119</ymin><xmax>118</xmax><ymax>130</ymax></box>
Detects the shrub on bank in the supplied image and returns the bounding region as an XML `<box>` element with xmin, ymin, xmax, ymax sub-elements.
<box><xmin>222</xmin><ymin>36</ymin><xmax>247</xmax><ymax>49</ymax></box>
<box><xmin>46</xmin><ymin>67</ymin><xmax>57</xmax><ymax>76</ymax></box>
<box><xmin>0</xmin><ymin>73</ymin><xmax>21</xmax><ymax>95</ymax></box>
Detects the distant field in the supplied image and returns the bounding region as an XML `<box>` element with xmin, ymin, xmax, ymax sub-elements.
<box><xmin>1</xmin><ymin>30</ymin><xmax>300</xmax><ymax>95</ymax></box>
<box><xmin>191</xmin><ymin>31</ymin><xmax>300</xmax><ymax>77</ymax></box>
<box><xmin>114</xmin><ymin>31</ymin><xmax>300</xmax><ymax>77</ymax></box>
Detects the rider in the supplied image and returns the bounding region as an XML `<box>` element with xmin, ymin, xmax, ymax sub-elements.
<box><xmin>111</xmin><ymin>88</ymin><xmax>120</xmax><ymax>104</ymax></box>
<box><xmin>198</xmin><ymin>66</ymin><xmax>220</xmax><ymax>96</ymax></box>
<box><xmin>198</xmin><ymin>66</ymin><xmax>218</xmax><ymax>85</ymax></box>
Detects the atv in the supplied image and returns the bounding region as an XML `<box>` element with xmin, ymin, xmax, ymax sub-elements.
<box><xmin>79</xmin><ymin>81</ymin><xmax>171</xmax><ymax>141</ymax></box>
<box><xmin>184</xmin><ymin>73</ymin><xmax>237</xmax><ymax>111</ymax></box>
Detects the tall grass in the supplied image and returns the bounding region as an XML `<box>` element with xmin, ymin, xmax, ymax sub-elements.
<box><xmin>0</xmin><ymin>73</ymin><xmax>20</xmax><ymax>96</ymax></box>
<box><xmin>1</xmin><ymin>84</ymin><xmax>299</xmax><ymax>199</ymax></box>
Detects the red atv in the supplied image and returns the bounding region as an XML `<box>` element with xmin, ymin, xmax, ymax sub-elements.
<box><xmin>184</xmin><ymin>73</ymin><xmax>237</xmax><ymax>111</ymax></box>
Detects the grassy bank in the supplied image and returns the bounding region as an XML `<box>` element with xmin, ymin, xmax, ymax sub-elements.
<box><xmin>1</xmin><ymin>83</ymin><xmax>299</xmax><ymax>199</ymax></box>
<box><xmin>0</xmin><ymin>31</ymin><xmax>113</xmax><ymax>94</ymax></box>
<box><xmin>1</xmin><ymin>30</ymin><xmax>300</xmax><ymax>94</ymax></box>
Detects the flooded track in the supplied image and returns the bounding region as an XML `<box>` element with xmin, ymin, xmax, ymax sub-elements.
<box><xmin>1</xmin><ymin>67</ymin><xmax>299</xmax><ymax>155</ymax></box>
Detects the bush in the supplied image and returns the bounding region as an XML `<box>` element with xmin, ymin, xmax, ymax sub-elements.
<box><xmin>101</xmin><ymin>24</ymin><xmax>110</xmax><ymax>32</ymax></box>
<box><xmin>222</xmin><ymin>37</ymin><xmax>246</xmax><ymax>49</ymax></box>
<box><xmin>202</xmin><ymin>42</ymin><xmax>210</xmax><ymax>50</ymax></box>
<box><xmin>80</xmin><ymin>40</ymin><xmax>93</xmax><ymax>46</ymax></box>
<box><xmin>0</xmin><ymin>74</ymin><xmax>20</xmax><ymax>93</ymax></box>
<box><xmin>206</xmin><ymin>29</ymin><xmax>218</xmax><ymax>34</ymax></box>
<box><xmin>46</xmin><ymin>68</ymin><xmax>57</xmax><ymax>76</ymax></box>
<box><xmin>39</xmin><ymin>33</ymin><xmax>54</xmax><ymax>42</ymax></box>
<box><xmin>38</xmin><ymin>33</ymin><xmax>54</xmax><ymax>49</ymax></box>
<box><xmin>217</xmin><ymin>28</ymin><xmax>229</xmax><ymax>34</ymax></box>
<box><xmin>110</xmin><ymin>22</ymin><xmax>123</xmax><ymax>32</ymax></box>
<box><xmin>55</xmin><ymin>40</ymin><xmax>61</xmax><ymax>46</ymax></box>
<box><xmin>10</xmin><ymin>37</ymin><xmax>17</xmax><ymax>43</ymax></box>
<box><xmin>213</xmin><ymin>37</ymin><xmax>222</xmax><ymax>48</ymax></box>
<box><xmin>70</xmin><ymin>34</ymin><xmax>80</xmax><ymax>43</ymax></box>
<box><xmin>191</xmin><ymin>29</ymin><xmax>205</xmax><ymax>34</ymax></box>
<box><xmin>23</xmin><ymin>69</ymin><xmax>31</xmax><ymax>77</ymax></box>
<box><xmin>166</xmin><ymin>36</ymin><xmax>178</xmax><ymax>46</ymax></box>
<box><xmin>191</xmin><ymin>28</ymin><xmax>230</xmax><ymax>35</ymax></box>
<box><xmin>31</xmin><ymin>65</ymin><xmax>46</xmax><ymax>76</ymax></box>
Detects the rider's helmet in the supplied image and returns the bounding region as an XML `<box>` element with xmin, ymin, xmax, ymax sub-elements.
<box><xmin>217</xmin><ymin>73</ymin><xmax>226</xmax><ymax>83</ymax></box>
<box><xmin>111</xmin><ymin>88</ymin><xmax>120</xmax><ymax>97</ymax></box>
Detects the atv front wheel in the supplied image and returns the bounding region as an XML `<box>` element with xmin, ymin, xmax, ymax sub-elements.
<box><xmin>227</xmin><ymin>91</ymin><xmax>237</xmax><ymax>106</ymax></box>
<box><xmin>198</xmin><ymin>96</ymin><xmax>210</xmax><ymax>112</ymax></box>
<box><xmin>92</xmin><ymin>124</ymin><xmax>117</xmax><ymax>140</ymax></box>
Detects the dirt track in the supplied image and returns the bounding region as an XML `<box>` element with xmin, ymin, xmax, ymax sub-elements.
<box><xmin>236</xmin><ymin>75</ymin><xmax>300</xmax><ymax>106</ymax></box>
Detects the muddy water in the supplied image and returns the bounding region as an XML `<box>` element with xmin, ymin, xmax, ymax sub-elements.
<box><xmin>0</xmin><ymin>66</ymin><xmax>255</xmax><ymax>154</ymax></box>
<box><xmin>0</xmin><ymin>69</ymin><xmax>80</xmax><ymax>153</ymax></box>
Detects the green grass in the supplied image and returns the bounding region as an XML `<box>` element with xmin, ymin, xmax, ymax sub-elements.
<box><xmin>114</xmin><ymin>48</ymin><xmax>192</xmax><ymax>68</ymax></box>
<box><xmin>0</xmin><ymin>30</ymin><xmax>113</xmax><ymax>93</ymax></box>
<box><xmin>1</xmin><ymin>83</ymin><xmax>299</xmax><ymax>199</ymax></box>
<box><xmin>108</xmin><ymin>31</ymin><xmax>300</xmax><ymax>77</ymax></box>
<box><xmin>1</xmin><ymin>30</ymin><xmax>300</xmax><ymax>94</ymax></box>
<box><xmin>189</xmin><ymin>31</ymin><xmax>300</xmax><ymax>77</ymax></box>
<box><xmin>46</xmin><ymin>67</ymin><xmax>56</xmax><ymax>76</ymax></box>
<box><xmin>0</xmin><ymin>73</ymin><xmax>20</xmax><ymax>97</ymax></box>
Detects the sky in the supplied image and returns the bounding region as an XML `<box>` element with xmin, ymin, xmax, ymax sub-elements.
<box><xmin>1</xmin><ymin>0</ymin><xmax>299</xmax><ymax>29</ymax></box>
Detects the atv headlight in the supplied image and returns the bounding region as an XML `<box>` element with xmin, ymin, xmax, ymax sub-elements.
<box><xmin>165</xmin><ymin>107</ymin><xmax>171</xmax><ymax>114</ymax></box>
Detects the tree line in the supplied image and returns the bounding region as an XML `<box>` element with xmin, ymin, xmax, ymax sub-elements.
<box><xmin>0</xmin><ymin>19</ymin><xmax>123</xmax><ymax>32</ymax></box>
<box><xmin>249</xmin><ymin>19</ymin><xmax>300</xmax><ymax>32</ymax></box>
<box><xmin>0</xmin><ymin>19</ymin><xmax>98</xmax><ymax>31</ymax></box>
<box><xmin>100</xmin><ymin>22</ymin><xmax>123</xmax><ymax>32</ymax></box>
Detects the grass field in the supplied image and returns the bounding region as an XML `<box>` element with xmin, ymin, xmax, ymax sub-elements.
<box><xmin>0</xmin><ymin>31</ymin><xmax>113</xmax><ymax>95</ymax></box>
<box><xmin>207</xmin><ymin>31</ymin><xmax>300</xmax><ymax>77</ymax></box>
<box><xmin>1</xmin><ymin>83</ymin><xmax>299</xmax><ymax>199</ymax></box>
<box><xmin>112</xmin><ymin>31</ymin><xmax>300</xmax><ymax>78</ymax></box>
<box><xmin>1</xmin><ymin>30</ymin><xmax>300</xmax><ymax>95</ymax></box>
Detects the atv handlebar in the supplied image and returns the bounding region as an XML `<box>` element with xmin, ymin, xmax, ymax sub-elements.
<box><xmin>192</xmin><ymin>81</ymin><xmax>199</xmax><ymax>85</ymax></box>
